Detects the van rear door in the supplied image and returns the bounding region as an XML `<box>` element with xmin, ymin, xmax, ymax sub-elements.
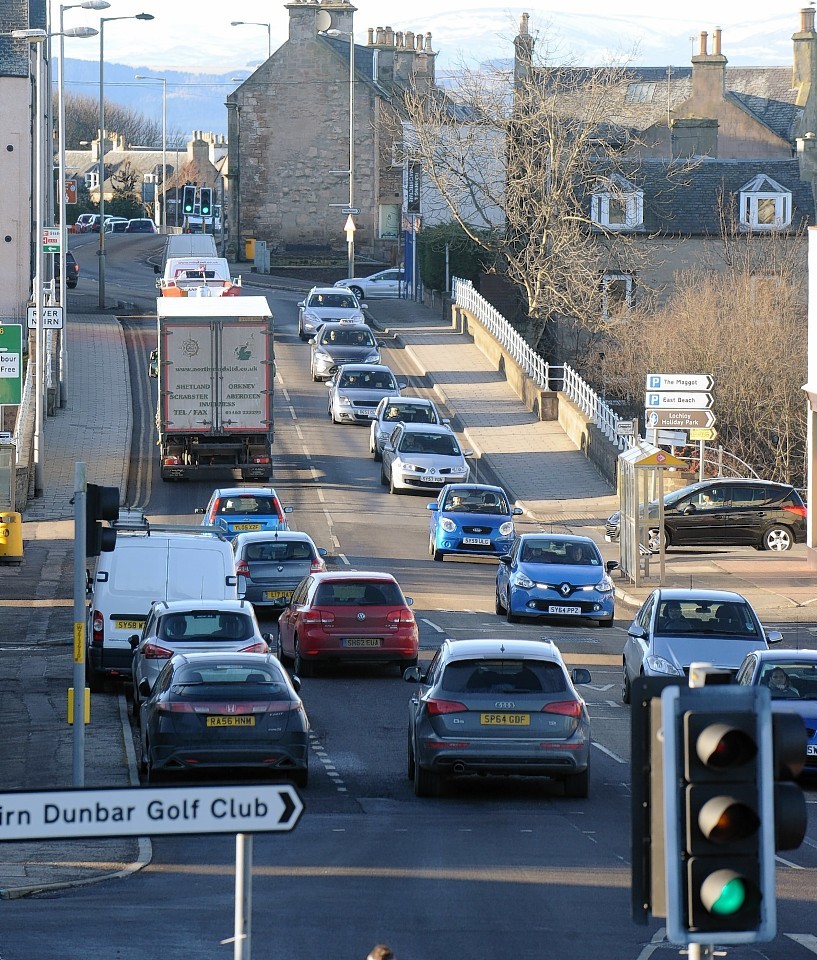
<box><xmin>167</xmin><ymin>538</ymin><xmax>238</xmax><ymax>600</ymax></box>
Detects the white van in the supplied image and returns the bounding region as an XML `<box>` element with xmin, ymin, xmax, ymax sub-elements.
<box><xmin>160</xmin><ymin>234</ymin><xmax>218</xmax><ymax>273</ymax></box>
<box><xmin>156</xmin><ymin>256</ymin><xmax>242</xmax><ymax>297</ymax></box>
<box><xmin>86</xmin><ymin>525</ymin><xmax>239</xmax><ymax>691</ymax></box>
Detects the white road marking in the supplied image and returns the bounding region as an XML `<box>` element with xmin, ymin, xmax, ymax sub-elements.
<box><xmin>420</xmin><ymin>618</ymin><xmax>444</xmax><ymax>633</ymax></box>
<box><xmin>786</xmin><ymin>935</ymin><xmax>817</xmax><ymax>954</ymax></box>
<box><xmin>776</xmin><ymin>854</ymin><xmax>805</xmax><ymax>869</ymax></box>
<box><xmin>294</xmin><ymin>425</ymin><xmax>304</xmax><ymax>441</ymax></box>
<box><xmin>586</xmin><ymin>683</ymin><xmax>614</xmax><ymax>691</ymax></box>
<box><xmin>309</xmin><ymin>731</ymin><xmax>348</xmax><ymax>795</ymax></box>
<box><xmin>591</xmin><ymin>742</ymin><xmax>625</xmax><ymax>764</ymax></box>
<box><xmin>323</xmin><ymin>509</ymin><xmax>333</xmax><ymax>528</ymax></box>
<box><xmin>338</xmin><ymin>552</ymin><xmax>349</xmax><ymax>564</ymax></box>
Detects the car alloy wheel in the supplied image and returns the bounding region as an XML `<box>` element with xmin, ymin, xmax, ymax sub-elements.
<box><xmin>349</xmin><ymin>286</ymin><xmax>364</xmax><ymax>300</ymax></box>
<box><xmin>505</xmin><ymin>590</ymin><xmax>521</xmax><ymax>623</ymax></box>
<box><xmin>495</xmin><ymin>588</ymin><xmax>505</xmax><ymax>615</ymax></box>
<box><xmin>762</xmin><ymin>525</ymin><xmax>793</xmax><ymax>551</ymax></box>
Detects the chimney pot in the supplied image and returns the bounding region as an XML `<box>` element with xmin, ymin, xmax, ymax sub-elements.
<box><xmin>367</xmin><ymin>27</ymin><xmax>373</xmax><ymax>44</ymax></box>
<box><xmin>713</xmin><ymin>27</ymin><xmax>722</xmax><ymax>56</ymax></box>
<box><xmin>699</xmin><ymin>31</ymin><xmax>708</xmax><ymax>56</ymax></box>
<box><xmin>802</xmin><ymin>7</ymin><xmax>816</xmax><ymax>33</ymax></box>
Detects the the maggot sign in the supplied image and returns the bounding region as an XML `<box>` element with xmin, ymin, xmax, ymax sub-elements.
<box><xmin>0</xmin><ymin>784</ymin><xmax>303</xmax><ymax>841</ymax></box>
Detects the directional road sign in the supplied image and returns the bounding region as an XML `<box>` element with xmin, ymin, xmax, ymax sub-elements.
<box><xmin>65</xmin><ymin>179</ymin><xmax>77</xmax><ymax>204</ymax></box>
<box><xmin>27</xmin><ymin>306</ymin><xmax>64</xmax><ymax>330</ymax></box>
<box><xmin>0</xmin><ymin>784</ymin><xmax>304</xmax><ymax>841</ymax></box>
<box><xmin>41</xmin><ymin>228</ymin><xmax>60</xmax><ymax>253</ymax></box>
<box><xmin>341</xmin><ymin>207</ymin><xmax>360</xmax><ymax>215</ymax></box>
<box><xmin>645</xmin><ymin>391</ymin><xmax>713</xmax><ymax>409</ymax></box>
<box><xmin>645</xmin><ymin>409</ymin><xmax>716</xmax><ymax>430</ymax></box>
<box><xmin>0</xmin><ymin>324</ymin><xmax>23</xmax><ymax>405</ymax></box>
<box><xmin>646</xmin><ymin>374</ymin><xmax>714</xmax><ymax>391</ymax></box>
<box><xmin>689</xmin><ymin>427</ymin><xmax>717</xmax><ymax>441</ymax></box>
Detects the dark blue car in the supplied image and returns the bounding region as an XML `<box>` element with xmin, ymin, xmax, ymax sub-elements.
<box><xmin>427</xmin><ymin>483</ymin><xmax>522</xmax><ymax>562</ymax></box>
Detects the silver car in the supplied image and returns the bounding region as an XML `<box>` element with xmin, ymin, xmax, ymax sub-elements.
<box><xmin>232</xmin><ymin>530</ymin><xmax>327</xmax><ymax>612</ymax></box>
<box><xmin>297</xmin><ymin>286</ymin><xmax>366</xmax><ymax>340</ymax></box>
<box><xmin>129</xmin><ymin>599</ymin><xmax>271</xmax><ymax>718</ymax></box>
<box><xmin>621</xmin><ymin>587</ymin><xmax>782</xmax><ymax>704</ymax></box>
<box><xmin>310</xmin><ymin>322</ymin><xmax>382</xmax><ymax>381</ymax></box>
<box><xmin>369</xmin><ymin>396</ymin><xmax>448</xmax><ymax>461</ymax></box>
<box><xmin>327</xmin><ymin>363</ymin><xmax>406</xmax><ymax>424</ymax></box>
<box><xmin>404</xmin><ymin>637</ymin><xmax>592</xmax><ymax>798</ymax></box>
<box><xmin>380</xmin><ymin>422</ymin><xmax>471</xmax><ymax>494</ymax></box>
<box><xmin>334</xmin><ymin>268</ymin><xmax>405</xmax><ymax>300</ymax></box>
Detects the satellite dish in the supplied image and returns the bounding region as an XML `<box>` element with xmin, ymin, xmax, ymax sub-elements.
<box><xmin>316</xmin><ymin>9</ymin><xmax>332</xmax><ymax>32</ymax></box>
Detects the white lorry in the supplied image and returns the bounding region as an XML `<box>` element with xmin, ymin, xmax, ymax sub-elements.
<box><xmin>151</xmin><ymin>296</ymin><xmax>275</xmax><ymax>481</ymax></box>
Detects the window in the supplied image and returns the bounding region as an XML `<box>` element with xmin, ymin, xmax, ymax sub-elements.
<box><xmin>739</xmin><ymin>175</ymin><xmax>792</xmax><ymax>231</ymax></box>
<box><xmin>591</xmin><ymin>176</ymin><xmax>643</xmax><ymax>229</ymax></box>
<box><xmin>624</xmin><ymin>82</ymin><xmax>657</xmax><ymax>104</ymax></box>
<box><xmin>601</xmin><ymin>272</ymin><xmax>635</xmax><ymax>319</ymax></box>
<box><xmin>84</xmin><ymin>171</ymin><xmax>99</xmax><ymax>189</ymax></box>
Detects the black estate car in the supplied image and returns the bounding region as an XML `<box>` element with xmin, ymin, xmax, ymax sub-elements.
<box><xmin>605</xmin><ymin>478</ymin><xmax>806</xmax><ymax>552</ymax></box>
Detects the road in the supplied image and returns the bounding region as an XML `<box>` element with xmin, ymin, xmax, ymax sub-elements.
<box><xmin>0</xmin><ymin>240</ymin><xmax>815</xmax><ymax>960</ymax></box>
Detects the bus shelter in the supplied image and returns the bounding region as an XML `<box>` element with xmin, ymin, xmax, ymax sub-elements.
<box><xmin>617</xmin><ymin>442</ymin><xmax>685</xmax><ymax>586</ymax></box>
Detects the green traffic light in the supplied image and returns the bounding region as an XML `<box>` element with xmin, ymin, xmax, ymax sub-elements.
<box><xmin>701</xmin><ymin>869</ymin><xmax>747</xmax><ymax>916</ymax></box>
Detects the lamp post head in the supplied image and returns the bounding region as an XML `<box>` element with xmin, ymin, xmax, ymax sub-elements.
<box><xmin>79</xmin><ymin>1</ymin><xmax>110</xmax><ymax>9</ymax></box>
<box><xmin>64</xmin><ymin>26</ymin><xmax>98</xmax><ymax>38</ymax></box>
<box><xmin>11</xmin><ymin>29</ymin><xmax>47</xmax><ymax>42</ymax></box>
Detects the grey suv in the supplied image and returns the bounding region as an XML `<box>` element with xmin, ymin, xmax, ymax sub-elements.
<box><xmin>605</xmin><ymin>478</ymin><xmax>806</xmax><ymax>552</ymax></box>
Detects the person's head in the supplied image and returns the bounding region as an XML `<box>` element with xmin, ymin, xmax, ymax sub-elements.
<box><xmin>449</xmin><ymin>494</ymin><xmax>463</xmax><ymax>508</ymax></box>
<box><xmin>663</xmin><ymin>600</ymin><xmax>682</xmax><ymax>620</ymax></box>
<box><xmin>769</xmin><ymin>668</ymin><xmax>791</xmax><ymax>691</ymax></box>
<box><xmin>367</xmin><ymin>947</ymin><xmax>394</xmax><ymax>960</ymax></box>
<box><xmin>566</xmin><ymin>543</ymin><xmax>583</xmax><ymax>563</ymax></box>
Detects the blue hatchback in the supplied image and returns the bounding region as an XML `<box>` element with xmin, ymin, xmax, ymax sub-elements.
<box><xmin>195</xmin><ymin>486</ymin><xmax>292</xmax><ymax>541</ymax></box>
<box><xmin>427</xmin><ymin>484</ymin><xmax>522</xmax><ymax>561</ymax></box>
<box><xmin>495</xmin><ymin>533</ymin><xmax>618</xmax><ymax>627</ymax></box>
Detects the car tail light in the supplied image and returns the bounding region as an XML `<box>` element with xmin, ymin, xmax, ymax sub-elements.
<box><xmin>163</xmin><ymin>456</ymin><xmax>181</xmax><ymax>466</ymax></box>
<box><xmin>542</xmin><ymin>700</ymin><xmax>582</xmax><ymax>718</ymax></box>
<box><xmin>303</xmin><ymin>609</ymin><xmax>335</xmax><ymax>626</ymax></box>
<box><xmin>158</xmin><ymin>700</ymin><xmax>299</xmax><ymax>715</ymax></box>
<box><xmin>235</xmin><ymin>559</ymin><xmax>251</xmax><ymax>577</ymax></box>
<box><xmin>251</xmin><ymin>456</ymin><xmax>271</xmax><ymax>464</ymax></box>
<box><xmin>783</xmin><ymin>504</ymin><xmax>807</xmax><ymax>519</ymax></box>
<box><xmin>386</xmin><ymin>608</ymin><xmax>415</xmax><ymax>628</ymax></box>
<box><xmin>143</xmin><ymin>642</ymin><xmax>174</xmax><ymax>660</ymax></box>
<box><xmin>224</xmin><ymin>285</ymin><xmax>241</xmax><ymax>297</ymax></box>
<box><xmin>425</xmin><ymin>697</ymin><xmax>468</xmax><ymax>716</ymax></box>
<box><xmin>239</xmin><ymin>641</ymin><xmax>269</xmax><ymax>653</ymax></box>
<box><xmin>310</xmin><ymin>557</ymin><xmax>325</xmax><ymax>573</ymax></box>
<box><xmin>92</xmin><ymin>610</ymin><xmax>104</xmax><ymax>646</ymax></box>
<box><xmin>274</xmin><ymin>499</ymin><xmax>285</xmax><ymax>522</ymax></box>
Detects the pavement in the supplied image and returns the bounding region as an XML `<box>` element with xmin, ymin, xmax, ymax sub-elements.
<box><xmin>0</xmin><ymin>267</ymin><xmax>814</xmax><ymax>898</ymax></box>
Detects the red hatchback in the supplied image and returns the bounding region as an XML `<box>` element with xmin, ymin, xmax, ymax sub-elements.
<box><xmin>277</xmin><ymin>571</ymin><xmax>418</xmax><ymax>676</ymax></box>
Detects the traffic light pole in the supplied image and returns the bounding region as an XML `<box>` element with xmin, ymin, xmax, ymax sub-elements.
<box><xmin>72</xmin><ymin>462</ymin><xmax>86</xmax><ymax>786</ymax></box>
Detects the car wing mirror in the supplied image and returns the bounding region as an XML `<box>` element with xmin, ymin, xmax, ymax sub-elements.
<box><xmin>571</xmin><ymin>668</ymin><xmax>591</xmax><ymax>685</ymax></box>
<box><xmin>628</xmin><ymin>623</ymin><xmax>646</xmax><ymax>639</ymax></box>
<box><xmin>403</xmin><ymin>665</ymin><xmax>423</xmax><ymax>683</ymax></box>
<box><xmin>318</xmin><ymin>547</ymin><xmax>328</xmax><ymax>557</ymax></box>
<box><xmin>682</xmin><ymin>504</ymin><xmax>696</xmax><ymax>515</ymax></box>
<box><xmin>397</xmin><ymin>381</ymin><xmax>407</xmax><ymax>389</ymax></box>
<box><xmin>128</xmin><ymin>634</ymin><xmax>140</xmax><ymax>649</ymax></box>
<box><xmin>138</xmin><ymin>678</ymin><xmax>151</xmax><ymax>698</ymax></box>
<box><xmin>297</xmin><ymin>300</ymin><xmax>305</xmax><ymax>307</ymax></box>
<box><xmin>498</xmin><ymin>554</ymin><xmax>512</xmax><ymax>565</ymax></box>
<box><xmin>441</xmin><ymin>417</ymin><xmax>450</xmax><ymax>425</ymax></box>
<box><xmin>308</xmin><ymin>337</ymin><xmax>317</xmax><ymax>344</ymax></box>
<box><xmin>512</xmin><ymin>506</ymin><xmax>524</xmax><ymax>516</ymax></box>
<box><xmin>405</xmin><ymin>597</ymin><xmax>414</xmax><ymax>606</ymax></box>
<box><xmin>463</xmin><ymin>450</ymin><xmax>474</xmax><ymax>458</ymax></box>
<box><xmin>289</xmin><ymin>675</ymin><xmax>301</xmax><ymax>693</ymax></box>
<box><xmin>427</xmin><ymin>503</ymin><xmax>438</xmax><ymax>511</ymax></box>
<box><xmin>153</xmin><ymin>264</ymin><xmax>160</xmax><ymax>274</ymax></box>
<box><xmin>236</xmin><ymin>574</ymin><xmax>247</xmax><ymax>598</ymax></box>
<box><xmin>766</xmin><ymin>628</ymin><xmax>783</xmax><ymax>644</ymax></box>
<box><xmin>605</xmin><ymin>560</ymin><xmax>619</xmax><ymax>572</ymax></box>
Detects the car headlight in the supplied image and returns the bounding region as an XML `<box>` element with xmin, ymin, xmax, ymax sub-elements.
<box><xmin>364</xmin><ymin>351</ymin><xmax>380</xmax><ymax>363</ymax></box>
<box><xmin>314</xmin><ymin>349</ymin><xmax>331</xmax><ymax>361</ymax></box>
<box><xmin>337</xmin><ymin>394</ymin><xmax>352</xmax><ymax>406</ymax></box>
<box><xmin>304</xmin><ymin>311</ymin><xmax>321</xmax><ymax>324</ymax></box>
<box><xmin>644</xmin><ymin>655</ymin><xmax>683</xmax><ymax>676</ymax></box>
<box><xmin>511</xmin><ymin>572</ymin><xmax>535</xmax><ymax>589</ymax></box>
<box><xmin>594</xmin><ymin>576</ymin><xmax>614</xmax><ymax>594</ymax></box>
<box><xmin>440</xmin><ymin>517</ymin><xmax>456</xmax><ymax>533</ymax></box>
<box><xmin>498</xmin><ymin>521</ymin><xmax>514</xmax><ymax>537</ymax></box>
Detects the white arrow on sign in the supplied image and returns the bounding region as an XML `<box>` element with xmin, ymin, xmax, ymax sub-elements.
<box><xmin>0</xmin><ymin>784</ymin><xmax>303</xmax><ymax>841</ymax></box>
<box><xmin>645</xmin><ymin>409</ymin><xmax>717</xmax><ymax>429</ymax></box>
<box><xmin>646</xmin><ymin>374</ymin><xmax>714</xmax><ymax>391</ymax></box>
<box><xmin>645</xmin><ymin>391</ymin><xmax>713</xmax><ymax>409</ymax></box>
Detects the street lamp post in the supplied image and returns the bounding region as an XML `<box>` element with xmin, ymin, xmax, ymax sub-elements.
<box><xmin>325</xmin><ymin>27</ymin><xmax>355</xmax><ymax>279</ymax></box>
<box><xmin>230</xmin><ymin>20</ymin><xmax>271</xmax><ymax>60</ymax></box>
<box><xmin>58</xmin><ymin>1</ymin><xmax>108</xmax><ymax>407</ymax></box>
<box><xmin>98</xmin><ymin>12</ymin><xmax>154</xmax><ymax>308</ymax></box>
<box><xmin>134</xmin><ymin>74</ymin><xmax>167</xmax><ymax>233</ymax></box>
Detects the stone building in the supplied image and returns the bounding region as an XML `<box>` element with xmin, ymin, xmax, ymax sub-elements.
<box><xmin>225</xmin><ymin>0</ymin><xmax>439</xmax><ymax>265</ymax></box>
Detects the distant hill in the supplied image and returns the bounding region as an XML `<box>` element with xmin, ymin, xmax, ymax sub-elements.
<box><xmin>64</xmin><ymin>57</ymin><xmax>234</xmax><ymax>142</ymax></box>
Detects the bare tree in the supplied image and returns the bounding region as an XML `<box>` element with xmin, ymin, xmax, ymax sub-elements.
<box><xmin>589</xmin><ymin>227</ymin><xmax>808</xmax><ymax>486</ymax></box>
<box><xmin>59</xmin><ymin>92</ymin><xmax>184</xmax><ymax>150</ymax></box>
<box><xmin>399</xmin><ymin>31</ymin><xmax>675</xmax><ymax>354</ymax></box>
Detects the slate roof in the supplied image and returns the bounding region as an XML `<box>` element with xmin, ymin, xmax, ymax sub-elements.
<box><xmin>591</xmin><ymin>157</ymin><xmax>814</xmax><ymax>235</ymax></box>
<box><xmin>541</xmin><ymin>66</ymin><xmax>801</xmax><ymax>147</ymax></box>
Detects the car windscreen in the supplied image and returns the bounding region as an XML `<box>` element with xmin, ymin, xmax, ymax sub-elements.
<box><xmin>218</xmin><ymin>496</ymin><xmax>279</xmax><ymax>516</ymax></box>
<box><xmin>440</xmin><ymin>658</ymin><xmax>567</xmax><ymax>694</ymax></box>
<box><xmin>309</xmin><ymin>294</ymin><xmax>358</xmax><ymax>309</ymax></box>
<box><xmin>314</xmin><ymin>581</ymin><xmax>404</xmax><ymax>605</ymax></box>
<box><xmin>159</xmin><ymin>612</ymin><xmax>255</xmax><ymax>642</ymax></box>
<box><xmin>172</xmin><ymin>663</ymin><xmax>289</xmax><ymax>690</ymax></box>
<box><xmin>244</xmin><ymin>541</ymin><xmax>314</xmax><ymax>563</ymax></box>
<box><xmin>443</xmin><ymin>489</ymin><xmax>509</xmax><ymax>513</ymax></box>
<box><xmin>519</xmin><ymin>539</ymin><xmax>601</xmax><ymax>565</ymax></box>
<box><xmin>383</xmin><ymin>404</ymin><xmax>436</xmax><ymax>424</ymax></box>
<box><xmin>339</xmin><ymin>372</ymin><xmax>395</xmax><ymax>390</ymax></box>
<box><xmin>399</xmin><ymin>432</ymin><xmax>460</xmax><ymax>456</ymax></box>
<box><xmin>759</xmin><ymin>662</ymin><xmax>817</xmax><ymax>699</ymax></box>
<box><xmin>320</xmin><ymin>328</ymin><xmax>374</xmax><ymax>346</ymax></box>
<box><xmin>655</xmin><ymin>600</ymin><xmax>759</xmax><ymax>636</ymax></box>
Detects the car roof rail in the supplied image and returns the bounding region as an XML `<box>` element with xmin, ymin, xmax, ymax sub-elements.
<box><xmin>113</xmin><ymin>520</ymin><xmax>229</xmax><ymax>541</ymax></box>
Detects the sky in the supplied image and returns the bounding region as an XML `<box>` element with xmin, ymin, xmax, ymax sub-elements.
<box><xmin>55</xmin><ymin>1</ymin><xmax>803</xmax><ymax>74</ymax></box>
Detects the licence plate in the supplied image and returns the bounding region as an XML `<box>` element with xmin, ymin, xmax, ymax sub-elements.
<box><xmin>232</xmin><ymin>523</ymin><xmax>262</xmax><ymax>531</ymax></box>
<box><xmin>263</xmin><ymin>590</ymin><xmax>291</xmax><ymax>601</ymax></box>
<box><xmin>807</xmin><ymin>744</ymin><xmax>817</xmax><ymax>757</ymax></box>
<box><xmin>206</xmin><ymin>715</ymin><xmax>255</xmax><ymax>727</ymax></box>
<box><xmin>114</xmin><ymin>619</ymin><xmax>145</xmax><ymax>631</ymax></box>
<box><xmin>463</xmin><ymin>537</ymin><xmax>491</xmax><ymax>545</ymax></box>
<box><xmin>425</xmin><ymin>476</ymin><xmax>446</xmax><ymax>483</ymax></box>
<box><xmin>343</xmin><ymin>638</ymin><xmax>382</xmax><ymax>647</ymax></box>
<box><xmin>548</xmin><ymin>605</ymin><xmax>581</xmax><ymax>615</ymax></box>
<box><xmin>480</xmin><ymin>713</ymin><xmax>530</xmax><ymax>726</ymax></box>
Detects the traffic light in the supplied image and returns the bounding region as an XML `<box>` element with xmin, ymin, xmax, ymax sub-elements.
<box><xmin>86</xmin><ymin>483</ymin><xmax>119</xmax><ymax>557</ymax></box>
<box><xmin>182</xmin><ymin>184</ymin><xmax>196</xmax><ymax>215</ymax></box>
<box><xmin>662</xmin><ymin>685</ymin><xmax>774</xmax><ymax>945</ymax></box>
<box><xmin>770</xmin><ymin>710</ymin><xmax>807</xmax><ymax>852</ymax></box>
<box><xmin>200</xmin><ymin>186</ymin><xmax>212</xmax><ymax>217</ymax></box>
